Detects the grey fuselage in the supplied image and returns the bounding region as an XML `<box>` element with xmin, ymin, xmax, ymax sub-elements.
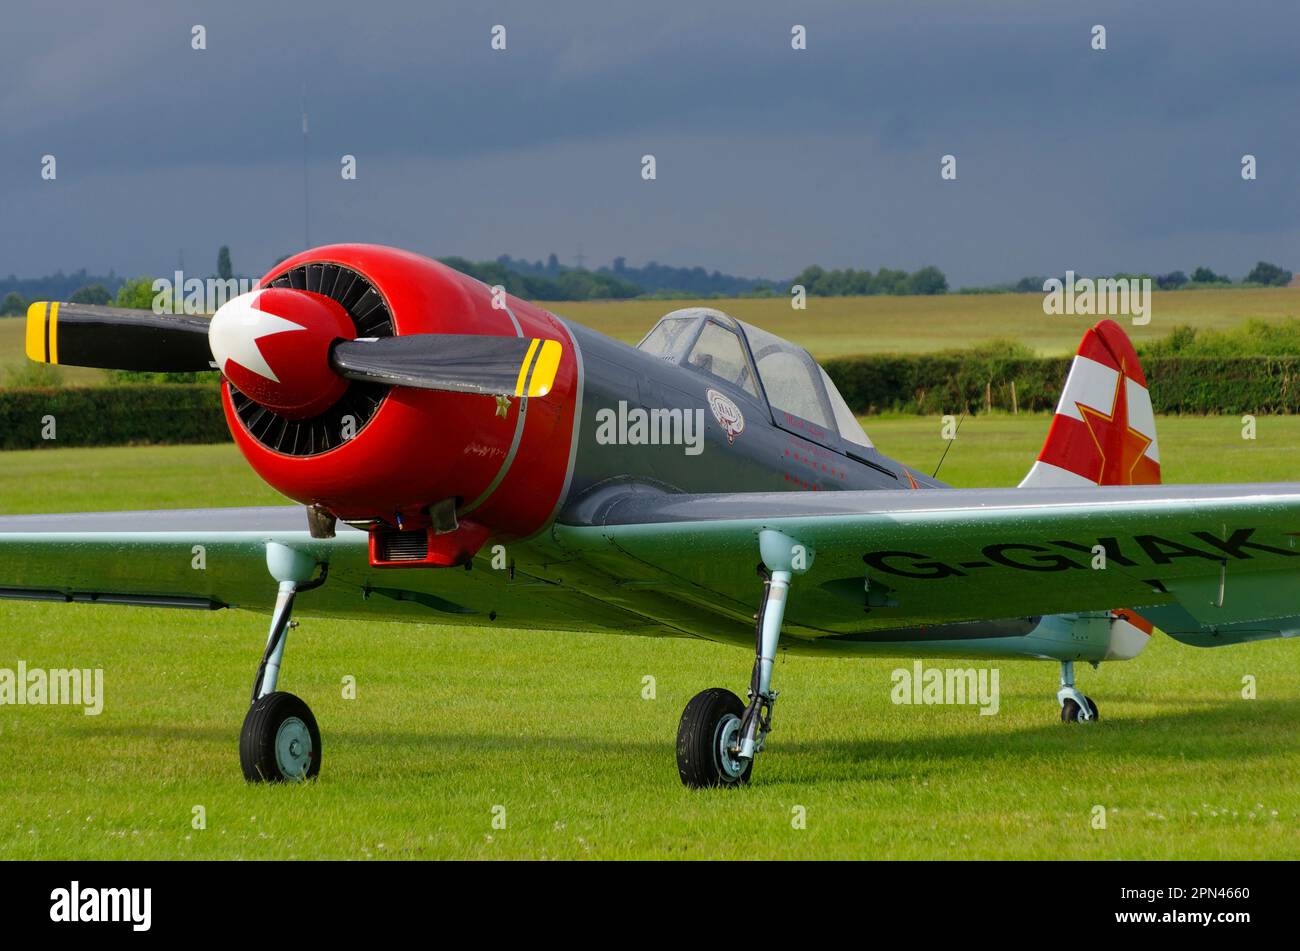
<box><xmin>556</xmin><ymin>320</ymin><xmax>939</xmax><ymax>523</ymax></box>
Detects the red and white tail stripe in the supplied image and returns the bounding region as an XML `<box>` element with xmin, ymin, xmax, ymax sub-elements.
<box><xmin>1020</xmin><ymin>319</ymin><xmax>1160</xmax><ymax>488</ymax></box>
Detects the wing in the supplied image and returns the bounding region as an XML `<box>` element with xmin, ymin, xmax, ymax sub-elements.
<box><xmin>0</xmin><ymin>506</ymin><xmax>665</xmax><ymax>635</ymax></box>
<box><xmin>553</xmin><ymin>483</ymin><xmax>1300</xmax><ymax>648</ymax></box>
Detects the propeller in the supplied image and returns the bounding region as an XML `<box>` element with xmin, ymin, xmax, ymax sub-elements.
<box><xmin>331</xmin><ymin>334</ymin><xmax>561</xmax><ymax>397</ymax></box>
<box><xmin>24</xmin><ymin>301</ymin><xmax>214</xmax><ymax>372</ymax></box>
<box><xmin>24</xmin><ymin>290</ymin><xmax>562</xmax><ymax>410</ymax></box>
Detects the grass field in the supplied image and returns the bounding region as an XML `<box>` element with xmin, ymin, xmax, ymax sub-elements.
<box><xmin>555</xmin><ymin>286</ymin><xmax>1300</xmax><ymax>357</ymax></box>
<box><xmin>4</xmin><ymin>286</ymin><xmax>1300</xmax><ymax>387</ymax></box>
<box><xmin>1</xmin><ymin>419</ymin><xmax>1298</xmax><ymax>859</ymax></box>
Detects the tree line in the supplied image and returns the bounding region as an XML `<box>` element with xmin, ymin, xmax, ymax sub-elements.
<box><xmin>0</xmin><ymin>251</ymin><xmax>953</xmax><ymax>310</ymax></box>
<box><xmin>498</xmin><ymin>254</ymin><xmax>773</xmax><ymax>296</ymax></box>
<box><xmin>979</xmin><ymin>261</ymin><xmax>1294</xmax><ymax>295</ymax></box>
<box><xmin>787</xmin><ymin>264</ymin><xmax>949</xmax><ymax>297</ymax></box>
<box><xmin>4</xmin><ymin>251</ymin><xmax>1295</xmax><ymax>315</ymax></box>
<box><xmin>437</xmin><ymin>257</ymin><xmax>642</xmax><ymax>301</ymax></box>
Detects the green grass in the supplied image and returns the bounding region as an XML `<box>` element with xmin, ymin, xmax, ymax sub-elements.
<box><xmin>867</xmin><ymin>412</ymin><xmax>1300</xmax><ymax>487</ymax></box>
<box><xmin>0</xmin><ymin>443</ymin><xmax>287</xmax><ymax>514</ymax></box>
<box><xmin>1</xmin><ymin>420</ymin><xmax>1298</xmax><ymax>859</ymax></box>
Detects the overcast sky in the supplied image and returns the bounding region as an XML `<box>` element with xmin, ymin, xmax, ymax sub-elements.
<box><xmin>1</xmin><ymin>0</ymin><xmax>1296</xmax><ymax>286</ymax></box>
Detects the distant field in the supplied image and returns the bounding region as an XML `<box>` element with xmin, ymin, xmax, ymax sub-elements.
<box><xmin>3</xmin><ymin>287</ymin><xmax>1299</xmax><ymax>387</ymax></box>
<box><xmin>2</xmin><ymin>421</ymin><xmax>1298</xmax><ymax>859</ymax></box>
<box><xmin>0</xmin><ymin>317</ymin><xmax>106</xmax><ymax>386</ymax></box>
<box><xmin>554</xmin><ymin>287</ymin><xmax>1300</xmax><ymax>358</ymax></box>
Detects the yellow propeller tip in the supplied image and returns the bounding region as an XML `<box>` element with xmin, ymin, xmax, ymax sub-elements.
<box><xmin>525</xmin><ymin>339</ymin><xmax>562</xmax><ymax>397</ymax></box>
<box><xmin>25</xmin><ymin>301</ymin><xmax>59</xmax><ymax>364</ymax></box>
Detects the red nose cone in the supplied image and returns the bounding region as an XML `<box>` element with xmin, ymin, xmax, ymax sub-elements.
<box><xmin>209</xmin><ymin>288</ymin><xmax>355</xmax><ymax>419</ymax></box>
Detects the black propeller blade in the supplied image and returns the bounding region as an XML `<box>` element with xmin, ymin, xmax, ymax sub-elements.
<box><xmin>26</xmin><ymin>298</ymin><xmax>564</xmax><ymax>399</ymax></box>
<box><xmin>331</xmin><ymin>334</ymin><xmax>562</xmax><ymax>397</ymax></box>
<box><xmin>25</xmin><ymin>302</ymin><xmax>215</xmax><ymax>372</ymax></box>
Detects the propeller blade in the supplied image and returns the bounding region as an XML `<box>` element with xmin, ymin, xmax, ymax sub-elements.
<box><xmin>331</xmin><ymin>334</ymin><xmax>562</xmax><ymax>397</ymax></box>
<box><xmin>25</xmin><ymin>302</ymin><xmax>215</xmax><ymax>372</ymax></box>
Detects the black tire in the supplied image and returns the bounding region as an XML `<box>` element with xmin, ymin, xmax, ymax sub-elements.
<box><xmin>676</xmin><ymin>687</ymin><xmax>752</xmax><ymax>788</ymax></box>
<box><xmin>240</xmin><ymin>691</ymin><xmax>321</xmax><ymax>782</ymax></box>
<box><xmin>1060</xmin><ymin>696</ymin><xmax>1099</xmax><ymax>723</ymax></box>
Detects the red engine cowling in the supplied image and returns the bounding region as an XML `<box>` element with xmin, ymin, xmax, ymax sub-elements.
<box><xmin>220</xmin><ymin>244</ymin><xmax>579</xmax><ymax>565</ymax></box>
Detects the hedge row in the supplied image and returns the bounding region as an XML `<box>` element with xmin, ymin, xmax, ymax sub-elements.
<box><xmin>1</xmin><ymin>356</ymin><xmax>1297</xmax><ymax>450</ymax></box>
<box><xmin>823</xmin><ymin>354</ymin><xmax>1300</xmax><ymax>415</ymax></box>
<box><xmin>0</xmin><ymin>385</ymin><xmax>229</xmax><ymax>450</ymax></box>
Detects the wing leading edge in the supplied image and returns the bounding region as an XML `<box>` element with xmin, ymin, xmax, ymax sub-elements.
<box><xmin>0</xmin><ymin>506</ymin><xmax>668</xmax><ymax>635</ymax></box>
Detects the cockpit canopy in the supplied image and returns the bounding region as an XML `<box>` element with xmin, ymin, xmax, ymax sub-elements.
<box><xmin>636</xmin><ymin>307</ymin><xmax>873</xmax><ymax>450</ymax></box>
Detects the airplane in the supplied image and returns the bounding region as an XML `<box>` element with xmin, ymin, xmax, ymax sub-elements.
<box><xmin>3</xmin><ymin>243</ymin><xmax>1299</xmax><ymax>787</ymax></box>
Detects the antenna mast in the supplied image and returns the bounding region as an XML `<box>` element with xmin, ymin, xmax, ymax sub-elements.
<box><xmin>301</xmin><ymin>85</ymin><xmax>310</xmax><ymax>249</ymax></box>
<box><xmin>931</xmin><ymin>409</ymin><xmax>967</xmax><ymax>479</ymax></box>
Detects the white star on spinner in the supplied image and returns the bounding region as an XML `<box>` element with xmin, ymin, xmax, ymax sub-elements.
<box><xmin>208</xmin><ymin>291</ymin><xmax>306</xmax><ymax>383</ymax></box>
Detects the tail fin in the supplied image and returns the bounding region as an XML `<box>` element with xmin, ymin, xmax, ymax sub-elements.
<box><xmin>1020</xmin><ymin>319</ymin><xmax>1160</xmax><ymax>487</ymax></box>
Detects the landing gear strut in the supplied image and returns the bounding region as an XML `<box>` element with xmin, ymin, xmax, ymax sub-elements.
<box><xmin>240</xmin><ymin>543</ymin><xmax>327</xmax><ymax>782</ymax></box>
<box><xmin>677</xmin><ymin>530</ymin><xmax>808</xmax><ymax>788</ymax></box>
<box><xmin>1057</xmin><ymin>660</ymin><xmax>1099</xmax><ymax>723</ymax></box>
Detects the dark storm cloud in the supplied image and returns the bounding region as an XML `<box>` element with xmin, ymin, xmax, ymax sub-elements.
<box><xmin>1</xmin><ymin>0</ymin><xmax>1296</xmax><ymax>284</ymax></box>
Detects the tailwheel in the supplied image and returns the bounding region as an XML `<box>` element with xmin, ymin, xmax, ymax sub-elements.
<box><xmin>1060</xmin><ymin>696</ymin><xmax>1099</xmax><ymax>723</ymax></box>
<box><xmin>676</xmin><ymin>688</ymin><xmax>752</xmax><ymax>789</ymax></box>
<box><xmin>240</xmin><ymin>691</ymin><xmax>321</xmax><ymax>782</ymax></box>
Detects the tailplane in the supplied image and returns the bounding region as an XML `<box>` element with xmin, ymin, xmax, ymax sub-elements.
<box><xmin>1020</xmin><ymin>319</ymin><xmax>1160</xmax><ymax>488</ymax></box>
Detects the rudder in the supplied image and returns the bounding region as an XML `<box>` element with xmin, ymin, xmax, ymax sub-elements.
<box><xmin>1020</xmin><ymin>319</ymin><xmax>1160</xmax><ymax>487</ymax></box>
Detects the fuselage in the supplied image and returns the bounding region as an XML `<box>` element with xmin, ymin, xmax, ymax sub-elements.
<box><xmin>555</xmin><ymin>318</ymin><xmax>938</xmax><ymax>516</ymax></box>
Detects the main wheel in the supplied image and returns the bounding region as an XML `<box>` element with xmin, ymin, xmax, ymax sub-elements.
<box><xmin>240</xmin><ymin>691</ymin><xmax>321</xmax><ymax>782</ymax></box>
<box><xmin>676</xmin><ymin>687</ymin><xmax>752</xmax><ymax>788</ymax></box>
<box><xmin>1060</xmin><ymin>696</ymin><xmax>1099</xmax><ymax>723</ymax></box>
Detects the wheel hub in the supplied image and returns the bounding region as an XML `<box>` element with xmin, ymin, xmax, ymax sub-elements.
<box><xmin>715</xmin><ymin>713</ymin><xmax>746</xmax><ymax>780</ymax></box>
<box><xmin>275</xmin><ymin>715</ymin><xmax>314</xmax><ymax>779</ymax></box>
